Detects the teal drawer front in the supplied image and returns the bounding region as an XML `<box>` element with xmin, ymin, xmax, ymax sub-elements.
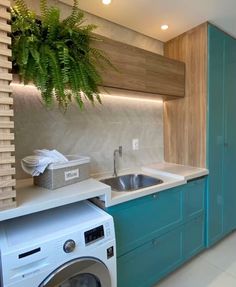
<box><xmin>117</xmin><ymin>216</ymin><xmax>206</xmax><ymax>287</ymax></box>
<box><xmin>183</xmin><ymin>178</ymin><xmax>205</xmax><ymax>220</ymax></box>
<box><xmin>108</xmin><ymin>179</ymin><xmax>206</xmax><ymax>287</ymax></box>
<box><xmin>117</xmin><ymin>228</ymin><xmax>182</xmax><ymax>287</ymax></box>
<box><xmin>108</xmin><ymin>187</ymin><xmax>183</xmax><ymax>256</ymax></box>
<box><xmin>183</xmin><ymin>215</ymin><xmax>205</xmax><ymax>260</ymax></box>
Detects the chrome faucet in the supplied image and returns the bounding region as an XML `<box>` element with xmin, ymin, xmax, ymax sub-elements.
<box><xmin>113</xmin><ymin>146</ymin><xmax>122</xmax><ymax>177</ymax></box>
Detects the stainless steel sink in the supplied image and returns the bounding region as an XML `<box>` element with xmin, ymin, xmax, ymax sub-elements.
<box><xmin>100</xmin><ymin>174</ymin><xmax>163</xmax><ymax>192</ymax></box>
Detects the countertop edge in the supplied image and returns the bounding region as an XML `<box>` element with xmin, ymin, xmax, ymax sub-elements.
<box><xmin>0</xmin><ymin>179</ymin><xmax>111</xmax><ymax>222</ymax></box>
<box><xmin>0</xmin><ymin>163</ymin><xmax>209</xmax><ymax>220</ymax></box>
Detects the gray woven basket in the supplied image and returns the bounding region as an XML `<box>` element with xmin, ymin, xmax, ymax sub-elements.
<box><xmin>34</xmin><ymin>155</ymin><xmax>90</xmax><ymax>190</ymax></box>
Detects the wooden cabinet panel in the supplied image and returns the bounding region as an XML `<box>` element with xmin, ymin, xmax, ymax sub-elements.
<box><xmin>0</xmin><ymin>0</ymin><xmax>16</xmax><ymax>211</ymax></box>
<box><xmin>94</xmin><ymin>37</ymin><xmax>146</xmax><ymax>92</ymax></box>
<box><xmin>146</xmin><ymin>53</ymin><xmax>185</xmax><ymax>96</ymax></box>
<box><xmin>163</xmin><ymin>23</ymin><xmax>207</xmax><ymax>167</ymax></box>
<box><xmin>93</xmin><ymin>36</ymin><xmax>185</xmax><ymax>98</ymax></box>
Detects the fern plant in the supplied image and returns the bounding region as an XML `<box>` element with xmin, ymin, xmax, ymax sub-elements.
<box><xmin>11</xmin><ymin>0</ymin><xmax>112</xmax><ymax>109</ymax></box>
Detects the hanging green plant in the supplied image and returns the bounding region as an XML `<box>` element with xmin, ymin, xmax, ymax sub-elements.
<box><xmin>11</xmin><ymin>0</ymin><xmax>112</xmax><ymax>109</ymax></box>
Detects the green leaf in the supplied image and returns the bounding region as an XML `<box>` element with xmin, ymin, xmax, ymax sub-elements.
<box><xmin>11</xmin><ymin>0</ymin><xmax>115</xmax><ymax>110</ymax></box>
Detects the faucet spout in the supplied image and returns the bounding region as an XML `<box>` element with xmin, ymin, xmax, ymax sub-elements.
<box><xmin>113</xmin><ymin>146</ymin><xmax>122</xmax><ymax>177</ymax></box>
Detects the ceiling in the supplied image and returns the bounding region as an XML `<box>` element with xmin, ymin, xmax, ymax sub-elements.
<box><xmin>72</xmin><ymin>0</ymin><xmax>236</xmax><ymax>42</ymax></box>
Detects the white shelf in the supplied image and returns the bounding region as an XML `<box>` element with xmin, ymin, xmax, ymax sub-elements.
<box><xmin>0</xmin><ymin>178</ymin><xmax>111</xmax><ymax>221</ymax></box>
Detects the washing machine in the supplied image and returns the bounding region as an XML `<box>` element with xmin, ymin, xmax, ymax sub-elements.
<box><xmin>0</xmin><ymin>200</ymin><xmax>116</xmax><ymax>287</ymax></box>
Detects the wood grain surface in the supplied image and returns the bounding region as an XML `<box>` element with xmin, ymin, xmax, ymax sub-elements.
<box><xmin>0</xmin><ymin>0</ymin><xmax>16</xmax><ymax>210</ymax></box>
<box><xmin>164</xmin><ymin>23</ymin><xmax>208</xmax><ymax>167</ymax></box>
<box><xmin>93</xmin><ymin>36</ymin><xmax>185</xmax><ymax>98</ymax></box>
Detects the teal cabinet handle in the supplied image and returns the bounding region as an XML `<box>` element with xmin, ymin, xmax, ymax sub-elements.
<box><xmin>152</xmin><ymin>193</ymin><xmax>159</xmax><ymax>199</ymax></box>
<box><xmin>152</xmin><ymin>239</ymin><xmax>159</xmax><ymax>246</ymax></box>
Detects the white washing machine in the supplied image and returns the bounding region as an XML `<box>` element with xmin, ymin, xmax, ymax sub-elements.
<box><xmin>0</xmin><ymin>200</ymin><xmax>116</xmax><ymax>287</ymax></box>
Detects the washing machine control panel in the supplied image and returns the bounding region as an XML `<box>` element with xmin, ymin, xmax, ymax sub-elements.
<box><xmin>84</xmin><ymin>225</ymin><xmax>104</xmax><ymax>245</ymax></box>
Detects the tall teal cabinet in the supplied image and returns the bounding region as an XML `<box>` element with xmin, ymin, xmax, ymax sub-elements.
<box><xmin>207</xmin><ymin>24</ymin><xmax>236</xmax><ymax>246</ymax></box>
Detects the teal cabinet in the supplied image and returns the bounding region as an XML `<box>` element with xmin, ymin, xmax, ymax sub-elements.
<box><xmin>108</xmin><ymin>187</ymin><xmax>183</xmax><ymax>257</ymax></box>
<box><xmin>183</xmin><ymin>178</ymin><xmax>205</xmax><ymax>220</ymax></box>
<box><xmin>117</xmin><ymin>228</ymin><xmax>182</xmax><ymax>287</ymax></box>
<box><xmin>207</xmin><ymin>24</ymin><xmax>236</xmax><ymax>246</ymax></box>
<box><xmin>117</xmin><ymin>215</ymin><xmax>205</xmax><ymax>287</ymax></box>
<box><xmin>107</xmin><ymin>178</ymin><xmax>206</xmax><ymax>287</ymax></box>
<box><xmin>207</xmin><ymin>24</ymin><xmax>225</xmax><ymax>245</ymax></box>
<box><xmin>222</xmin><ymin>35</ymin><xmax>236</xmax><ymax>234</ymax></box>
<box><xmin>183</xmin><ymin>215</ymin><xmax>205</xmax><ymax>260</ymax></box>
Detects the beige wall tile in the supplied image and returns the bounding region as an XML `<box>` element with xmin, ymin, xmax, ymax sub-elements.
<box><xmin>13</xmin><ymin>85</ymin><xmax>164</xmax><ymax>179</ymax></box>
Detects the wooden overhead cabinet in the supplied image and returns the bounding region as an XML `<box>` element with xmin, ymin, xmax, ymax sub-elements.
<box><xmin>93</xmin><ymin>37</ymin><xmax>185</xmax><ymax>98</ymax></box>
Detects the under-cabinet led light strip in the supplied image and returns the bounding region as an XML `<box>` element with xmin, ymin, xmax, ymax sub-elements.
<box><xmin>11</xmin><ymin>83</ymin><xmax>163</xmax><ymax>104</ymax></box>
<box><xmin>100</xmin><ymin>93</ymin><xmax>163</xmax><ymax>104</ymax></box>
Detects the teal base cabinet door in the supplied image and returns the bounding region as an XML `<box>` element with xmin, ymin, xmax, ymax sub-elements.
<box><xmin>183</xmin><ymin>215</ymin><xmax>205</xmax><ymax>261</ymax></box>
<box><xmin>117</xmin><ymin>228</ymin><xmax>182</xmax><ymax>287</ymax></box>
<box><xmin>108</xmin><ymin>187</ymin><xmax>183</xmax><ymax>257</ymax></box>
<box><xmin>183</xmin><ymin>178</ymin><xmax>205</xmax><ymax>220</ymax></box>
<box><xmin>117</xmin><ymin>215</ymin><xmax>205</xmax><ymax>287</ymax></box>
<box><xmin>107</xmin><ymin>177</ymin><xmax>206</xmax><ymax>287</ymax></box>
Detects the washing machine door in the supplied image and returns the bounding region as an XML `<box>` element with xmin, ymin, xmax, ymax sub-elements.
<box><xmin>39</xmin><ymin>258</ymin><xmax>111</xmax><ymax>287</ymax></box>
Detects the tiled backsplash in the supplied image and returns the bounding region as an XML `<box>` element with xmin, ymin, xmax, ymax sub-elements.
<box><xmin>13</xmin><ymin>85</ymin><xmax>164</xmax><ymax>179</ymax></box>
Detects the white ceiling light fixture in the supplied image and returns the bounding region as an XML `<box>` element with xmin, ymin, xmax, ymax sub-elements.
<box><xmin>102</xmin><ymin>0</ymin><xmax>111</xmax><ymax>5</ymax></box>
<box><xmin>161</xmin><ymin>24</ymin><xmax>169</xmax><ymax>31</ymax></box>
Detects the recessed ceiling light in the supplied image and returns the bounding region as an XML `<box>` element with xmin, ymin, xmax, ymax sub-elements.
<box><xmin>102</xmin><ymin>0</ymin><xmax>111</xmax><ymax>4</ymax></box>
<box><xmin>161</xmin><ymin>24</ymin><xmax>169</xmax><ymax>31</ymax></box>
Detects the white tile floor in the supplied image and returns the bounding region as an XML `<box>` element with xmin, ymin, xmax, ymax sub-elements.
<box><xmin>155</xmin><ymin>231</ymin><xmax>236</xmax><ymax>287</ymax></box>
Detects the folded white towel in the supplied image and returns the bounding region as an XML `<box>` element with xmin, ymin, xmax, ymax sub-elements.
<box><xmin>34</xmin><ymin>149</ymin><xmax>68</xmax><ymax>163</ymax></box>
<box><xmin>21</xmin><ymin>149</ymin><xmax>68</xmax><ymax>176</ymax></box>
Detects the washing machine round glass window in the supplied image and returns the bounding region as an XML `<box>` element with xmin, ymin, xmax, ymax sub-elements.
<box><xmin>61</xmin><ymin>273</ymin><xmax>100</xmax><ymax>287</ymax></box>
<box><xmin>39</xmin><ymin>258</ymin><xmax>111</xmax><ymax>287</ymax></box>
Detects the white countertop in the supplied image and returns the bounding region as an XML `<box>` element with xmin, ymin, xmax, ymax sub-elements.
<box><xmin>142</xmin><ymin>162</ymin><xmax>209</xmax><ymax>181</ymax></box>
<box><xmin>0</xmin><ymin>178</ymin><xmax>111</xmax><ymax>221</ymax></box>
<box><xmin>0</xmin><ymin>162</ymin><xmax>208</xmax><ymax>221</ymax></box>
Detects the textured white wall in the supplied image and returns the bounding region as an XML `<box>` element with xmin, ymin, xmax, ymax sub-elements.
<box><xmin>13</xmin><ymin>86</ymin><xmax>164</xmax><ymax>179</ymax></box>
